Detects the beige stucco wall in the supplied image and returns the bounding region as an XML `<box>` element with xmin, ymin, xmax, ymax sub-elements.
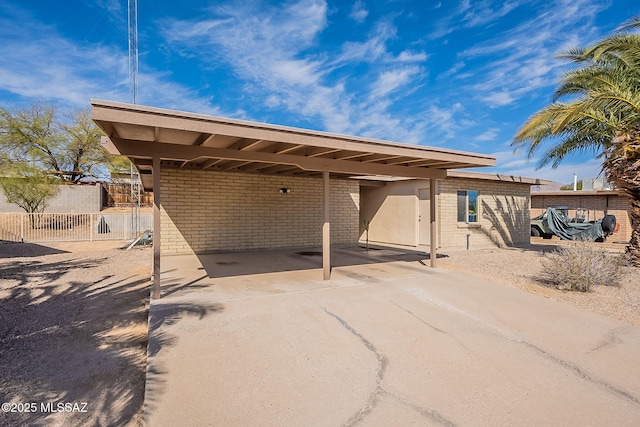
<box><xmin>360</xmin><ymin>177</ymin><xmax>531</xmax><ymax>250</ymax></box>
<box><xmin>531</xmin><ymin>192</ymin><xmax>632</xmax><ymax>242</ymax></box>
<box><xmin>160</xmin><ymin>169</ymin><xmax>360</xmax><ymax>255</ymax></box>
<box><xmin>360</xmin><ymin>181</ymin><xmax>421</xmax><ymax>246</ymax></box>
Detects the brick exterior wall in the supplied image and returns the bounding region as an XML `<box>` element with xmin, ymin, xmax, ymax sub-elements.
<box><xmin>531</xmin><ymin>192</ymin><xmax>632</xmax><ymax>242</ymax></box>
<box><xmin>160</xmin><ymin>169</ymin><xmax>360</xmax><ymax>255</ymax></box>
<box><xmin>0</xmin><ymin>184</ymin><xmax>102</xmax><ymax>213</ymax></box>
<box><xmin>438</xmin><ymin>178</ymin><xmax>531</xmax><ymax>249</ymax></box>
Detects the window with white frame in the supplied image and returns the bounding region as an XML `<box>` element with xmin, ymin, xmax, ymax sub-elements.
<box><xmin>457</xmin><ymin>190</ymin><xmax>479</xmax><ymax>223</ymax></box>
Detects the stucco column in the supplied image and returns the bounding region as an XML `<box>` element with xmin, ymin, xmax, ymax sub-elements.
<box><xmin>323</xmin><ymin>170</ymin><xmax>331</xmax><ymax>280</ymax></box>
<box><xmin>430</xmin><ymin>178</ymin><xmax>437</xmax><ymax>268</ymax></box>
<box><xmin>152</xmin><ymin>156</ymin><xmax>161</xmax><ymax>299</ymax></box>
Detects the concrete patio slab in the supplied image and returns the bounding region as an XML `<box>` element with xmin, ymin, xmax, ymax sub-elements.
<box><xmin>144</xmin><ymin>246</ymin><xmax>640</xmax><ymax>426</ymax></box>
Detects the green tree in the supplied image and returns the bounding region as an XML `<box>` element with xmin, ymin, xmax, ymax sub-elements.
<box><xmin>0</xmin><ymin>102</ymin><xmax>116</xmax><ymax>183</ymax></box>
<box><xmin>512</xmin><ymin>17</ymin><xmax>640</xmax><ymax>265</ymax></box>
<box><xmin>0</xmin><ymin>165</ymin><xmax>59</xmax><ymax>215</ymax></box>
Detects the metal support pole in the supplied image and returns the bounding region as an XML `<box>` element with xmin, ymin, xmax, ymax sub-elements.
<box><xmin>322</xmin><ymin>170</ymin><xmax>331</xmax><ymax>280</ymax></box>
<box><xmin>152</xmin><ymin>156</ymin><xmax>161</xmax><ymax>299</ymax></box>
<box><xmin>430</xmin><ymin>178</ymin><xmax>437</xmax><ymax>268</ymax></box>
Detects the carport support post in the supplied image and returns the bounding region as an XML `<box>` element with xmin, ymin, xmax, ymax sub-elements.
<box><xmin>430</xmin><ymin>178</ymin><xmax>437</xmax><ymax>268</ymax></box>
<box><xmin>323</xmin><ymin>170</ymin><xmax>331</xmax><ymax>280</ymax></box>
<box><xmin>152</xmin><ymin>156</ymin><xmax>161</xmax><ymax>299</ymax></box>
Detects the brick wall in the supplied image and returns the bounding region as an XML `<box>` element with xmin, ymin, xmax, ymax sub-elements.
<box><xmin>0</xmin><ymin>184</ymin><xmax>102</xmax><ymax>213</ymax></box>
<box><xmin>531</xmin><ymin>193</ymin><xmax>632</xmax><ymax>242</ymax></box>
<box><xmin>438</xmin><ymin>178</ymin><xmax>531</xmax><ymax>249</ymax></box>
<box><xmin>160</xmin><ymin>169</ymin><xmax>360</xmax><ymax>255</ymax></box>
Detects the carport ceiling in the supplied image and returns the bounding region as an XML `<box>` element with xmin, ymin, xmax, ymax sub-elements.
<box><xmin>92</xmin><ymin>100</ymin><xmax>496</xmax><ymax>191</ymax></box>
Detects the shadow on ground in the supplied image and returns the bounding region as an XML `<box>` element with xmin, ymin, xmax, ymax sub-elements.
<box><xmin>0</xmin><ymin>241</ymin><xmax>69</xmax><ymax>258</ymax></box>
<box><xmin>191</xmin><ymin>244</ymin><xmax>440</xmax><ymax>280</ymax></box>
<box><xmin>0</xmin><ymin>246</ymin><xmax>148</xmax><ymax>426</ymax></box>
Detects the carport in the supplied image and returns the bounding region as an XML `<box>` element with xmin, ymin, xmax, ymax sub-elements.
<box><xmin>91</xmin><ymin>100</ymin><xmax>495</xmax><ymax>298</ymax></box>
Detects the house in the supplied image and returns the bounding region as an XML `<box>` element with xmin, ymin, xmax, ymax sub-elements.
<box><xmin>92</xmin><ymin>101</ymin><xmax>558</xmax><ymax>298</ymax></box>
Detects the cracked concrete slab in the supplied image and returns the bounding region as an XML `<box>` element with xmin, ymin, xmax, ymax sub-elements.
<box><xmin>144</xmin><ymin>247</ymin><xmax>640</xmax><ymax>426</ymax></box>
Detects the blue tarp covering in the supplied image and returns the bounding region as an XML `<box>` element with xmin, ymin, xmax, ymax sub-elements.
<box><xmin>544</xmin><ymin>207</ymin><xmax>604</xmax><ymax>241</ymax></box>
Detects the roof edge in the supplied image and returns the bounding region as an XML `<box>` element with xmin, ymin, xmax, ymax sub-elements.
<box><xmin>91</xmin><ymin>99</ymin><xmax>496</xmax><ymax>165</ymax></box>
<box><xmin>447</xmin><ymin>170</ymin><xmax>552</xmax><ymax>185</ymax></box>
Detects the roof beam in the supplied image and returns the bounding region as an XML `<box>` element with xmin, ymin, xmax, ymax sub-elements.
<box><xmin>109</xmin><ymin>137</ymin><xmax>447</xmax><ymax>179</ymax></box>
<box><xmin>274</xmin><ymin>144</ymin><xmax>304</xmax><ymax>155</ymax></box>
<box><xmin>201</xmin><ymin>158</ymin><xmax>223</xmax><ymax>170</ymax></box>
<box><xmin>193</xmin><ymin>133</ymin><xmax>216</xmax><ymax>146</ymax></box>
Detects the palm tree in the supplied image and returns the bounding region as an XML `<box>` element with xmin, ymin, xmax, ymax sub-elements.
<box><xmin>512</xmin><ymin>16</ymin><xmax>640</xmax><ymax>266</ymax></box>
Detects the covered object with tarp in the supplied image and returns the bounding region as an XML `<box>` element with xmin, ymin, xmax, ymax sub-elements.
<box><xmin>544</xmin><ymin>207</ymin><xmax>615</xmax><ymax>241</ymax></box>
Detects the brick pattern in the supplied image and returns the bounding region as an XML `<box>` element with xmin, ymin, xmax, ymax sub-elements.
<box><xmin>438</xmin><ymin>178</ymin><xmax>531</xmax><ymax>249</ymax></box>
<box><xmin>531</xmin><ymin>193</ymin><xmax>632</xmax><ymax>242</ymax></box>
<box><xmin>160</xmin><ymin>169</ymin><xmax>359</xmax><ymax>255</ymax></box>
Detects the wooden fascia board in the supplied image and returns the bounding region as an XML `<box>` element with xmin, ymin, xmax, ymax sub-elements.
<box><xmin>92</xmin><ymin>104</ymin><xmax>495</xmax><ymax>167</ymax></box>
<box><xmin>110</xmin><ymin>137</ymin><xmax>447</xmax><ymax>179</ymax></box>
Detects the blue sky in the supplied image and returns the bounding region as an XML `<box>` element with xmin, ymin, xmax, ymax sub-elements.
<box><xmin>1</xmin><ymin>0</ymin><xmax>638</xmax><ymax>184</ymax></box>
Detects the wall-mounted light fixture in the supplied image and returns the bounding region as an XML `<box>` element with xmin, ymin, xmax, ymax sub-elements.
<box><xmin>279</xmin><ymin>187</ymin><xmax>291</xmax><ymax>194</ymax></box>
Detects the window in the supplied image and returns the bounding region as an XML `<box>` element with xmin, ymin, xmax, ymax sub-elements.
<box><xmin>457</xmin><ymin>190</ymin><xmax>479</xmax><ymax>223</ymax></box>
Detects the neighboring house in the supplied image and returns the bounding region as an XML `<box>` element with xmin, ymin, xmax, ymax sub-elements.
<box><xmin>531</xmin><ymin>190</ymin><xmax>632</xmax><ymax>243</ymax></box>
<box><xmin>0</xmin><ymin>184</ymin><xmax>103</xmax><ymax>213</ymax></box>
<box><xmin>360</xmin><ymin>171</ymin><xmax>548</xmax><ymax>251</ymax></box>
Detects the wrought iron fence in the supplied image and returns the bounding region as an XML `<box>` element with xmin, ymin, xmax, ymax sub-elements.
<box><xmin>0</xmin><ymin>213</ymin><xmax>153</xmax><ymax>243</ymax></box>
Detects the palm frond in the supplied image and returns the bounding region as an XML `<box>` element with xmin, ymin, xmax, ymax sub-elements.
<box><xmin>617</xmin><ymin>16</ymin><xmax>640</xmax><ymax>33</ymax></box>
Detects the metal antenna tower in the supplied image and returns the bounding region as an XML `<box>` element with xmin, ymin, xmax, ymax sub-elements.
<box><xmin>128</xmin><ymin>0</ymin><xmax>141</xmax><ymax>239</ymax></box>
<box><xmin>128</xmin><ymin>0</ymin><xmax>139</xmax><ymax>104</ymax></box>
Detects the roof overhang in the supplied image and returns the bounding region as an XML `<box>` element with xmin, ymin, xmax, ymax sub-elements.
<box><xmin>531</xmin><ymin>190</ymin><xmax>623</xmax><ymax>196</ymax></box>
<box><xmin>91</xmin><ymin>100</ymin><xmax>496</xmax><ymax>191</ymax></box>
<box><xmin>447</xmin><ymin>170</ymin><xmax>553</xmax><ymax>186</ymax></box>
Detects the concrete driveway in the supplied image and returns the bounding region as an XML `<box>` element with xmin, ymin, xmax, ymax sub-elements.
<box><xmin>144</xmin><ymin>246</ymin><xmax>640</xmax><ymax>426</ymax></box>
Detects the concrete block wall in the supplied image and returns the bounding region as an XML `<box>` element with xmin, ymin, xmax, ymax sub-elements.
<box><xmin>160</xmin><ymin>169</ymin><xmax>360</xmax><ymax>255</ymax></box>
<box><xmin>438</xmin><ymin>178</ymin><xmax>531</xmax><ymax>249</ymax></box>
<box><xmin>0</xmin><ymin>184</ymin><xmax>102</xmax><ymax>213</ymax></box>
<box><xmin>531</xmin><ymin>193</ymin><xmax>632</xmax><ymax>242</ymax></box>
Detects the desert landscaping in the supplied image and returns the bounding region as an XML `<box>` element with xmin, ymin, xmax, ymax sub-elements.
<box><xmin>0</xmin><ymin>241</ymin><xmax>151</xmax><ymax>427</ymax></box>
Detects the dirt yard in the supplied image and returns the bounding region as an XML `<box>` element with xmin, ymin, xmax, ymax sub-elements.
<box><xmin>0</xmin><ymin>240</ymin><xmax>151</xmax><ymax>427</ymax></box>
<box><xmin>439</xmin><ymin>239</ymin><xmax>640</xmax><ymax>326</ymax></box>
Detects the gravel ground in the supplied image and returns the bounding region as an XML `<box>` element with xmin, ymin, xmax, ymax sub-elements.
<box><xmin>0</xmin><ymin>240</ymin><xmax>151</xmax><ymax>427</ymax></box>
<box><xmin>438</xmin><ymin>239</ymin><xmax>640</xmax><ymax>326</ymax></box>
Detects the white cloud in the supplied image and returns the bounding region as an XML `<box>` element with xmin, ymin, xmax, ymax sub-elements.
<box><xmin>487</xmin><ymin>149</ymin><xmax>604</xmax><ymax>184</ymax></box>
<box><xmin>349</xmin><ymin>0</ymin><xmax>369</xmax><ymax>23</ymax></box>
<box><xmin>370</xmin><ymin>67</ymin><xmax>421</xmax><ymax>99</ymax></box>
<box><xmin>397</xmin><ymin>50</ymin><xmax>428</xmax><ymax>62</ymax></box>
<box><xmin>163</xmin><ymin>0</ymin><xmax>431</xmax><ymax>140</ymax></box>
<box><xmin>0</xmin><ymin>8</ymin><xmax>229</xmax><ymax>116</ymax></box>
<box><xmin>480</xmin><ymin>91</ymin><xmax>515</xmax><ymax>107</ymax></box>
<box><xmin>441</xmin><ymin>0</ymin><xmax>611</xmax><ymax>110</ymax></box>
<box><xmin>474</xmin><ymin>128</ymin><xmax>499</xmax><ymax>141</ymax></box>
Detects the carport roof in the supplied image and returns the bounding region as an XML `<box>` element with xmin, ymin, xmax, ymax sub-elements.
<box><xmin>92</xmin><ymin>100</ymin><xmax>496</xmax><ymax>190</ymax></box>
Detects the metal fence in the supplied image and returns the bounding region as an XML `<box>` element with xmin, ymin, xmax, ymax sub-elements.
<box><xmin>0</xmin><ymin>213</ymin><xmax>153</xmax><ymax>243</ymax></box>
